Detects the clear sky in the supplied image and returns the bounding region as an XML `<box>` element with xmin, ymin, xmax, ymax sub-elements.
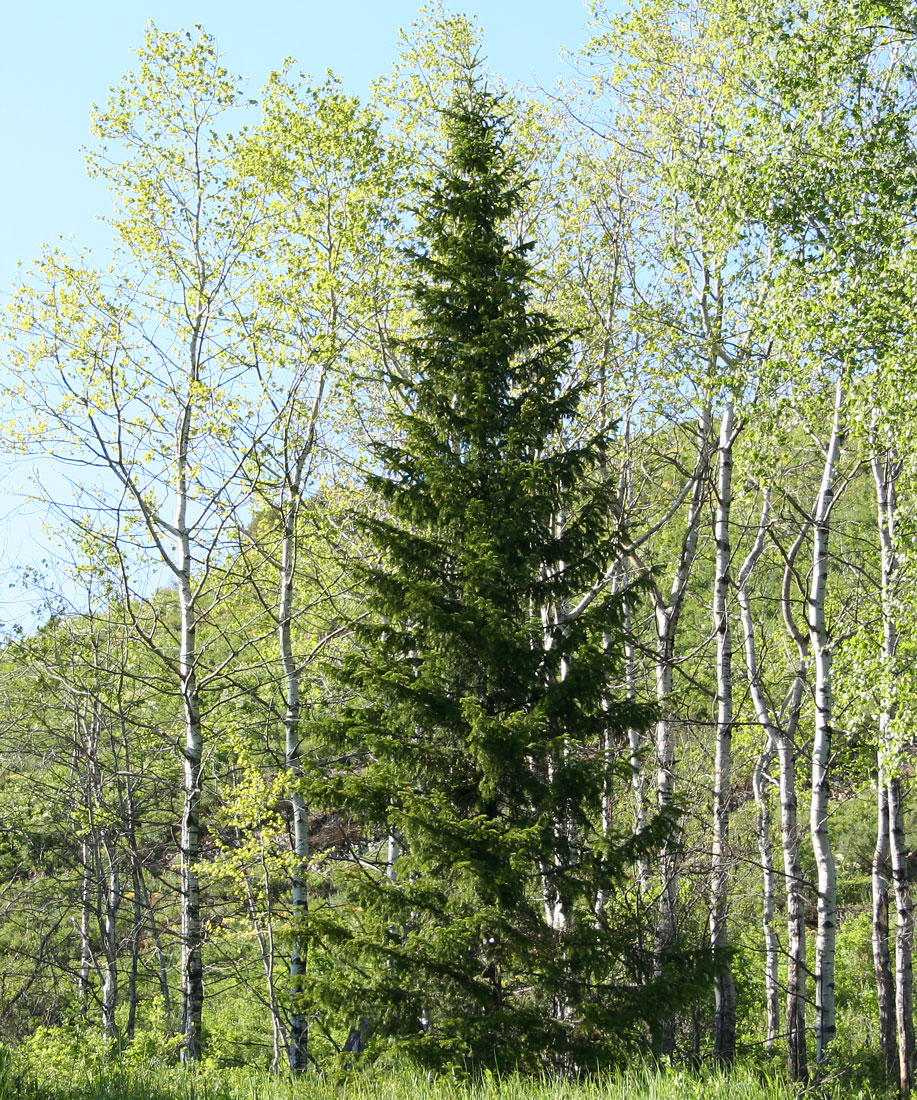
<box><xmin>0</xmin><ymin>0</ymin><xmax>610</xmax><ymax>623</ymax></box>
<box><xmin>1</xmin><ymin>1</ymin><xmax>603</xmax><ymax>293</ymax></box>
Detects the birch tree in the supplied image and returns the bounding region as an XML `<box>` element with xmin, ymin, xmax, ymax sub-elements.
<box><xmin>806</xmin><ymin>380</ymin><xmax>846</xmax><ymax>1068</ymax></box>
<box><xmin>852</xmin><ymin>375</ymin><xmax>917</xmax><ymax>1093</ymax></box>
<box><xmin>736</xmin><ymin>494</ymin><xmax>780</xmax><ymax>1052</ymax></box>
<box><xmin>5</xmin><ymin>27</ymin><xmax>275</xmax><ymax>1061</ymax></box>
<box><xmin>708</xmin><ymin>398</ymin><xmax>739</xmax><ymax>1065</ymax></box>
<box><xmin>576</xmin><ymin>2</ymin><xmax>789</xmax><ymax>1056</ymax></box>
<box><xmin>227</xmin><ymin>72</ymin><xmax>394</xmax><ymax>1072</ymax></box>
<box><xmin>871</xmin><ymin>439</ymin><xmax>913</xmax><ymax>1091</ymax></box>
<box><xmin>0</xmin><ymin>563</ymin><xmax>178</xmax><ymax>1043</ymax></box>
<box><xmin>735</xmin><ymin>476</ymin><xmax>811</xmax><ymax>1079</ymax></box>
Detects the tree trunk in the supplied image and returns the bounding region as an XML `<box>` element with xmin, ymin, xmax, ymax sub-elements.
<box><xmin>872</xmin><ymin>446</ymin><xmax>915</xmax><ymax>1094</ymax></box>
<box><xmin>126</xmin><ymin>868</ymin><xmax>142</xmax><ymax>1041</ymax></box>
<box><xmin>268</xmin><ymin>364</ymin><xmax>327</xmax><ymax>1072</ymax></box>
<box><xmin>280</xmin><ymin>500</ymin><xmax>310</xmax><ymax>1072</ymax></box>
<box><xmin>710</xmin><ymin>400</ymin><xmax>737</xmax><ymax>1065</ymax></box>
<box><xmin>649</xmin><ymin>411</ymin><xmax>711</xmax><ymax>1057</ymax></box>
<box><xmin>780</xmin><ymin>676</ymin><xmax>809</xmax><ymax>1083</ymax></box>
<box><xmin>626</xmin><ymin>605</ymin><xmax>649</xmax><ymax>895</ymax></box>
<box><xmin>101</xmin><ymin>842</ymin><xmax>120</xmax><ymax>1040</ymax></box>
<box><xmin>737</xmin><ymin>494</ymin><xmax>780</xmax><ymax>1053</ymax></box>
<box><xmin>873</xmin><ymin>769</ymin><xmax>897</xmax><ymax>1079</ymax></box>
<box><xmin>809</xmin><ymin>379</ymin><xmax>844</xmax><ymax>1070</ymax></box>
<box><xmin>177</xmin><ymin>524</ymin><xmax>204</xmax><ymax>1063</ymax></box>
<box><xmin>540</xmin><ymin>522</ymin><xmax>578</xmax><ymax>942</ymax></box>
<box><xmin>652</xmin><ymin>627</ymin><xmax>678</xmax><ymax>1058</ymax></box>
<box><xmin>121</xmin><ymin>731</ymin><xmax>161</xmax><ymax>1038</ymax></box>
<box><xmin>753</xmin><ymin>737</ymin><xmax>780</xmax><ymax>1050</ymax></box>
<box><xmin>889</xmin><ymin>775</ymin><xmax>915</xmax><ymax>1095</ymax></box>
<box><xmin>78</xmin><ymin>838</ymin><xmax>93</xmax><ymax>1018</ymax></box>
<box><xmin>774</xmin><ymin>514</ymin><xmax>813</xmax><ymax>1083</ymax></box>
<box><xmin>597</xmin><ymin>572</ymin><xmax>647</xmax><ymax>915</ymax></box>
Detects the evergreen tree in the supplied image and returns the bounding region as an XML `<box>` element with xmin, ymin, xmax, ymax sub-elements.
<box><xmin>304</xmin><ymin>68</ymin><xmax>662</xmax><ymax>1072</ymax></box>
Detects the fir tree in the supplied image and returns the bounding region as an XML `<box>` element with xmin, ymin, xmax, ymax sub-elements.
<box><xmin>305</xmin><ymin>68</ymin><xmax>665</xmax><ymax>1072</ymax></box>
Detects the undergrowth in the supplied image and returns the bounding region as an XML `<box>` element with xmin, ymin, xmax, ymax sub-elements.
<box><xmin>0</xmin><ymin>1049</ymin><xmax>890</xmax><ymax>1100</ymax></box>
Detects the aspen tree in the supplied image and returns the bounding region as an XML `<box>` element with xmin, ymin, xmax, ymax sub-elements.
<box><xmin>233</xmin><ymin>72</ymin><xmax>392</xmax><ymax>1072</ymax></box>
<box><xmin>5</xmin><ymin>27</ymin><xmax>271</xmax><ymax>1060</ymax></box>
<box><xmin>867</xmin><ymin>416</ymin><xmax>916</xmax><ymax>1094</ymax></box>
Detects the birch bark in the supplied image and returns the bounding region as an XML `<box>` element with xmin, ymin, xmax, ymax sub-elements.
<box><xmin>644</xmin><ymin>408</ymin><xmax>713</xmax><ymax>1055</ymax></box>
<box><xmin>737</xmin><ymin>495</ymin><xmax>780</xmax><ymax>1052</ymax></box>
<box><xmin>779</xmin><ymin>666</ymin><xmax>809</xmax><ymax>1082</ymax></box>
<box><xmin>275</xmin><ymin>392</ymin><xmax>326</xmax><ymax>1071</ymax></box>
<box><xmin>710</xmin><ymin>399</ymin><xmax>738</xmax><ymax>1065</ymax></box>
<box><xmin>743</xmin><ymin>494</ymin><xmax>808</xmax><ymax>1080</ymax></box>
<box><xmin>889</xmin><ymin>774</ymin><xmax>915</xmax><ymax>1095</ymax></box>
<box><xmin>808</xmin><ymin>378</ymin><xmax>845</xmax><ymax>1069</ymax></box>
<box><xmin>873</xmin><ymin>771</ymin><xmax>897</xmax><ymax>1079</ymax></box>
<box><xmin>753</xmin><ymin>737</ymin><xmax>779</xmax><ymax>1050</ymax></box>
<box><xmin>279</xmin><ymin>490</ymin><xmax>311</xmax><ymax>1071</ymax></box>
<box><xmin>872</xmin><ymin>447</ymin><xmax>915</xmax><ymax>1094</ymax></box>
<box><xmin>78</xmin><ymin>837</ymin><xmax>93</xmax><ymax>1018</ymax></box>
<box><xmin>176</xmin><ymin>312</ymin><xmax>206</xmax><ymax>1064</ymax></box>
<box><xmin>100</xmin><ymin>839</ymin><xmax>120</xmax><ymax>1040</ymax></box>
<box><xmin>776</xmin><ymin>516</ymin><xmax>813</xmax><ymax>1082</ymax></box>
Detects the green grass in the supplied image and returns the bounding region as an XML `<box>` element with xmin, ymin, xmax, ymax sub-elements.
<box><xmin>0</xmin><ymin>1054</ymin><xmax>889</xmax><ymax>1100</ymax></box>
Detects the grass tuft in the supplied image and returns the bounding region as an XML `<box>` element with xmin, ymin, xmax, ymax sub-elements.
<box><xmin>0</xmin><ymin>1048</ymin><xmax>889</xmax><ymax>1100</ymax></box>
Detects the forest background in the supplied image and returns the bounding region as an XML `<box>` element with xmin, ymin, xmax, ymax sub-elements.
<box><xmin>1</xmin><ymin>1</ymin><xmax>916</xmax><ymax>1098</ymax></box>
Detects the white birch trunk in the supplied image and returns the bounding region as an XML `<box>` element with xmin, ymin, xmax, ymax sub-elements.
<box><xmin>178</xmin><ymin>547</ymin><xmax>204</xmax><ymax>1063</ymax></box>
<box><xmin>779</xmin><ymin>669</ymin><xmax>809</xmax><ymax>1082</ymax></box>
<box><xmin>280</xmin><ymin>498</ymin><xmax>310</xmax><ymax>1071</ymax></box>
<box><xmin>781</xmin><ymin>513</ymin><xmax>815</xmax><ymax>1081</ymax></box>
<box><xmin>596</xmin><ymin>587</ymin><xmax>646</xmax><ymax>916</ymax></box>
<box><xmin>270</xmin><ymin>362</ymin><xmax>327</xmax><ymax>1072</ymax></box>
<box><xmin>650</xmin><ymin>408</ymin><xmax>712</xmax><ymax>1056</ymax></box>
<box><xmin>872</xmin><ymin>447</ymin><xmax>915</xmax><ymax>1094</ymax></box>
<box><xmin>652</xmin><ymin>632</ymin><xmax>677</xmax><ymax>983</ymax></box>
<box><xmin>176</xmin><ymin>378</ymin><xmax>204</xmax><ymax>1062</ymax></box>
<box><xmin>78</xmin><ymin>838</ymin><xmax>93</xmax><ymax>1017</ymax></box>
<box><xmin>101</xmin><ymin>842</ymin><xmax>120</xmax><ymax>1040</ymax></box>
<box><xmin>710</xmin><ymin>400</ymin><xmax>737</xmax><ymax>1064</ymax></box>
<box><xmin>753</xmin><ymin>737</ymin><xmax>779</xmax><ymax>1050</ymax></box>
<box><xmin>737</xmin><ymin>494</ymin><xmax>780</xmax><ymax>1052</ymax></box>
<box><xmin>595</xmin><ymin>624</ymin><xmax>616</xmax><ymax>918</ymax></box>
<box><xmin>625</xmin><ymin>597</ymin><xmax>649</xmax><ymax>894</ymax></box>
<box><xmin>76</xmin><ymin>704</ymin><xmax>102</xmax><ymax>1025</ymax></box>
<box><xmin>540</xmin><ymin>516</ymin><xmax>574</xmax><ymax>939</ymax></box>
<box><xmin>889</xmin><ymin>774</ymin><xmax>915</xmax><ymax>1095</ymax></box>
<box><xmin>744</xmin><ymin>494</ymin><xmax>808</xmax><ymax>1080</ymax></box>
<box><xmin>873</xmin><ymin>768</ymin><xmax>897</xmax><ymax>1078</ymax></box>
<box><xmin>809</xmin><ymin>379</ymin><xmax>844</xmax><ymax>1069</ymax></box>
<box><xmin>126</xmin><ymin>871</ymin><xmax>142</xmax><ymax>1040</ymax></box>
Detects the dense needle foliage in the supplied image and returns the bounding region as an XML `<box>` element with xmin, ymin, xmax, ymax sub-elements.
<box><xmin>302</xmin><ymin>72</ymin><xmax>662</xmax><ymax>1071</ymax></box>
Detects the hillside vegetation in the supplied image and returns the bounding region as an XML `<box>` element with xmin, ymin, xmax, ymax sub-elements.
<box><xmin>2</xmin><ymin>1</ymin><xmax>917</xmax><ymax>1095</ymax></box>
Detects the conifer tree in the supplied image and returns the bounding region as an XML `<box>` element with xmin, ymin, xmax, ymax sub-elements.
<box><xmin>305</xmin><ymin>66</ymin><xmax>662</xmax><ymax>1072</ymax></box>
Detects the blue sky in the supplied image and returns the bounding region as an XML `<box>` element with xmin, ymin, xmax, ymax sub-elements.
<box><xmin>0</xmin><ymin>0</ymin><xmax>611</xmax><ymax>622</ymax></box>
<box><xmin>1</xmin><ymin>1</ymin><xmax>603</xmax><ymax>293</ymax></box>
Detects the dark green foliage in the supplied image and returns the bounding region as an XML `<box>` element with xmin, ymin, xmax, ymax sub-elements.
<box><xmin>303</xmin><ymin>69</ymin><xmax>664</xmax><ymax>1072</ymax></box>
